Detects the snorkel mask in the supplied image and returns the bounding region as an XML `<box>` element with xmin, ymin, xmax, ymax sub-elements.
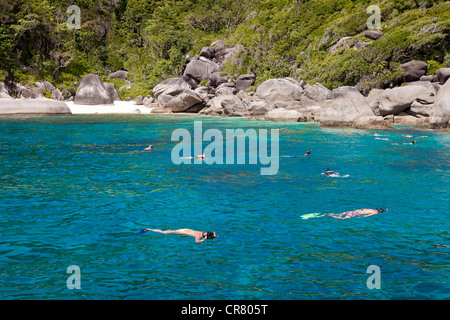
<box><xmin>206</xmin><ymin>232</ymin><xmax>216</xmax><ymax>240</ymax></box>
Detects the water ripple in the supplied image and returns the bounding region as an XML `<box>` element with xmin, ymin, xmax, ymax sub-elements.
<box><xmin>0</xmin><ymin>116</ymin><xmax>448</xmax><ymax>299</ymax></box>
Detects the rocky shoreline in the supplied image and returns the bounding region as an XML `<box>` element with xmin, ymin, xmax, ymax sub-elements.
<box><xmin>1</xmin><ymin>41</ymin><xmax>449</xmax><ymax>129</ymax></box>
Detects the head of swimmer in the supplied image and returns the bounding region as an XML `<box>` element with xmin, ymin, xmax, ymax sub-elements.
<box><xmin>204</xmin><ymin>231</ymin><xmax>217</xmax><ymax>240</ymax></box>
<box><xmin>377</xmin><ymin>208</ymin><xmax>386</xmax><ymax>213</ymax></box>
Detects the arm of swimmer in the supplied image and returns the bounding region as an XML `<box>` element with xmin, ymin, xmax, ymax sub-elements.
<box><xmin>195</xmin><ymin>237</ymin><xmax>207</xmax><ymax>243</ymax></box>
<box><xmin>363</xmin><ymin>213</ymin><xmax>377</xmax><ymax>217</ymax></box>
<box><xmin>327</xmin><ymin>214</ymin><xmax>345</xmax><ymax>219</ymax></box>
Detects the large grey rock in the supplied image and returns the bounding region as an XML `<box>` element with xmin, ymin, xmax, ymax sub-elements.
<box><xmin>0</xmin><ymin>92</ymin><xmax>12</xmax><ymax>99</ymax></box>
<box><xmin>152</xmin><ymin>77</ymin><xmax>203</xmax><ymax>112</ymax></box>
<box><xmin>181</xmin><ymin>75</ymin><xmax>198</xmax><ymax>89</ymax></box>
<box><xmin>151</xmin><ymin>107</ymin><xmax>172</xmax><ymax>114</ymax></box>
<box><xmin>320</xmin><ymin>86</ymin><xmax>375</xmax><ymax>127</ymax></box>
<box><xmin>198</xmin><ymin>101</ymin><xmax>225</xmax><ymax>117</ymax></box>
<box><xmin>235</xmin><ymin>74</ymin><xmax>256</xmax><ymax>92</ymax></box>
<box><xmin>143</xmin><ymin>96</ymin><xmax>156</xmax><ymax>107</ymax></box>
<box><xmin>35</xmin><ymin>81</ymin><xmax>54</xmax><ymax>92</ymax></box>
<box><xmin>235</xmin><ymin>90</ymin><xmax>254</xmax><ymax>103</ymax></box>
<box><xmin>13</xmin><ymin>81</ymin><xmax>63</xmax><ymax>101</ymax></box>
<box><xmin>152</xmin><ymin>78</ymin><xmax>191</xmax><ymax>98</ymax></box>
<box><xmin>19</xmin><ymin>87</ymin><xmax>31</xmax><ymax>99</ymax></box>
<box><xmin>210</xmin><ymin>40</ymin><xmax>226</xmax><ymax>50</ymax></box>
<box><xmin>246</xmin><ymin>100</ymin><xmax>272</xmax><ymax>119</ymax></box>
<box><xmin>406</xmin><ymin>81</ymin><xmax>438</xmax><ymax>95</ymax></box>
<box><xmin>194</xmin><ymin>86</ymin><xmax>211</xmax><ymax>100</ymax></box>
<box><xmin>34</xmin><ymin>81</ymin><xmax>63</xmax><ymax>100</ymax></box>
<box><xmin>208</xmin><ymin>72</ymin><xmax>228</xmax><ymax>87</ymax></box>
<box><xmin>0</xmin><ymin>83</ymin><xmax>11</xmax><ymax>99</ymax></box>
<box><xmin>51</xmin><ymin>88</ymin><xmax>64</xmax><ymax>101</ymax></box>
<box><xmin>200</xmin><ymin>46</ymin><xmax>215</xmax><ymax>59</ymax></box>
<box><xmin>15</xmin><ymin>84</ymin><xmax>44</xmax><ymax>99</ymax></box>
<box><xmin>435</xmin><ymin>68</ymin><xmax>450</xmax><ymax>85</ymax></box>
<box><xmin>200</xmin><ymin>95</ymin><xmax>249</xmax><ymax>117</ymax></box>
<box><xmin>430</xmin><ymin>78</ymin><xmax>450</xmax><ymax>128</ymax></box>
<box><xmin>299</xmin><ymin>83</ymin><xmax>330</xmax><ymax>108</ymax></box>
<box><xmin>158</xmin><ymin>90</ymin><xmax>203</xmax><ymax>112</ymax></box>
<box><xmin>264</xmin><ymin>108</ymin><xmax>306</xmax><ymax>122</ymax></box>
<box><xmin>108</xmin><ymin>70</ymin><xmax>128</xmax><ymax>80</ymax></box>
<box><xmin>366</xmin><ymin>88</ymin><xmax>384</xmax><ymax>105</ymax></box>
<box><xmin>134</xmin><ymin>95</ymin><xmax>144</xmax><ymax>105</ymax></box>
<box><xmin>394</xmin><ymin>112</ymin><xmax>430</xmax><ymax>127</ymax></box>
<box><xmin>368</xmin><ymin>86</ymin><xmax>435</xmax><ymax>116</ymax></box>
<box><xmin>215</xmin><ymin>82</ymin><xmax>237</xmax><ymax>96</ymax></box>
<box><xmin>400</xmin><ymin>60</ymin><xmax>428</xmax><ymax>82</ymax></box>
<box><xmin>0</xmin><ymin>98</ymin><xmax>71</xmax><ymax>116</ymax></box>
<box><xmin>420</xmin><ymin>75</ymin><xmax>434</xmax><ymax>82</ymax></box>
<box><xmin>31</xmin><ymin>87</ymin><xmax>44</xmax><ymax>99</ymax></box>
<box><xmin>183</xmin><ymin>58</ymin><xmax>221</xmax><ymax>84</ymax></box>
<box><xmin>353</xmin><ymin>41</ymin><xmax>372</xmax><ymax>49</ymax></box>
<box><xmin>363</xmin><ymin>30</ymin><xmax>383</xmax><ymax>40</ymax></box>
<box><xmin>255</xmin><ymin>78</ymin><xmax>304</xmax><ymax>103</ymax></box>
<box><xmin>103</xmin><ymin>82</ymin><xmax>121</xmax><ymax>101</ymax></box>
<box><xmin>219</xmin><ymin>95</ymin><xmax>250</xmax><ymax>117</ymax></box>
<box><xmin>74</xmin><ymin>74</ymin><xmax>114</xmax><ymax>105</ymax></box>
<box><xmin>270</xmin><ymin>100</ymin><xmax>303</xmax><ymax>110</ymax></box>
<box><xmin>353</xmin><ymin>116</ymin><xmax>393</xmax><ymax>129</ymax></box>
<box><xmin>432</xmin><ymin>83</ymin><xmax>442</xmax><ymax>94</ymax></box>
<box><xmin>211</xmin><ymin>40</ymin><xmax>239</xmax><ymax>64</ymax></box>
<box><xmin>409</xmin><ymin>100</ymin><xmax>434</xmax><ymax>117</ymax></box>
<box><xmin>295</xmin><ymin>83</ymin><xmax>330</xmax><ymax>122</ymax></box>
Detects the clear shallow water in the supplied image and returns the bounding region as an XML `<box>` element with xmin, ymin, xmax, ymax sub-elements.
<box><xmin>0</xmin><ymin>115</ymin><xmax>449</xmax><ymax>300</ymax></box>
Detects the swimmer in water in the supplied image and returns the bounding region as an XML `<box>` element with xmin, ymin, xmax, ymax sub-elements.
<box><xmin>327</xmin><ymin>208</ymin><xmax>386</xmax><ymax>219</ymax></box>
<box><xmin>143</xmin><ymin>144</ymin><xmax>153</xmax><ymax>151</ymax></box>
<box><xmin>281</xmin><ymin>150</ymin><xmax>311</xmax><ymax>158</ymax></box>
<box><xmin>142</xmin><ymin>228</ymin><xmax>217</xmax><ymax>243</ymax></box>
<box><xmin>180</xmin><ymin>154</ymin><xmax>206</xmax><ymax>160</ymax></box>
<box><xmin>323</xmin><ymin>169</ymin><xmax>339</xmax><ymax>176</ymax></box>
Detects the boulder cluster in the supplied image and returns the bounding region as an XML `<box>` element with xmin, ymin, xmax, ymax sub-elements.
<box><xmin>137</xmin><ymin>48</ymin><xmax>450</xmax><ymax>129</ymax></box>
<box><xmin>0</xmin><ymin>81</ymin><xmax>70</xmax><ymax>116</ymax></box>
<box><xmin>1</xmin><ymin>40</ymin><xmax>449</xmax><ymax>129</ymax></box>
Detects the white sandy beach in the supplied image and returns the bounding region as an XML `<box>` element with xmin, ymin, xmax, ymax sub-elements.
<box><xmin>66</xmin><ymin>100</ymin><xmax>154</xmax><ymax>115</ymax></box>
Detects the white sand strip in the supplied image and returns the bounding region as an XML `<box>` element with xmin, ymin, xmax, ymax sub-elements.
<box><xmin>66</xmin><ymin>101</ymin><xmax>153</xmax><ymax>115</ymax></box>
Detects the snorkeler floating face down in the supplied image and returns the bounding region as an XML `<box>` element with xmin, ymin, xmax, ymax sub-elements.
<box><xmin>141</xmin><ymin>228</ymin><xmax>218</xmax><ymax>243</ymax></box>
<box><xmin>326</xmin><ymin>208</ymin><xmax>388</xmax><ymax>219</ymax></box>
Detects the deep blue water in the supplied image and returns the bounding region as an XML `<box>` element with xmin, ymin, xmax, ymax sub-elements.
<box><xmin>0</xmin><ymin>115</ymin><xmax>449</xmax><ymax>300</ymax></box>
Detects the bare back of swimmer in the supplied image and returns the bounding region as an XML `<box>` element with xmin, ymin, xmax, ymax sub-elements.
<box><xmin>327</xmin><ymin>208</ymin><xmax>386</xmax><ymax>219</ymax></box>
<box><xmin>143</xmin><ymin>144</ymin><xmax>153</xmax><ymax>151</ymax></box>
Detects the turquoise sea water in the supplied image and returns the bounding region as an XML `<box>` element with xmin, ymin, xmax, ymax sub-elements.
<box><xmin>0</xmin><ymin>115</ymin><xmax>449</xmax><ymax>300</ymax></box>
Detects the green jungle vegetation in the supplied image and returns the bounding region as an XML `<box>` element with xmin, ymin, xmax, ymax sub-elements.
<box><xmin>0</xmin><ymin>0</ymin><xmax>449</xmax><ymax>98</ymax></box>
